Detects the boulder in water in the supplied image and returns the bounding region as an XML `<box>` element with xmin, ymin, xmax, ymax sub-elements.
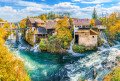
<box><xmin>93</xmin><ymin>68</ymin><xmax>97</xmax><ymax>79</ymax></box>
<box><xmin>101</xmin><ymin>60</ymin><xmax>108</xmax><ymax>65</ymax></box>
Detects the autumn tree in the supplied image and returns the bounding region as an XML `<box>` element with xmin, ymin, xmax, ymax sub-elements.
<box><xmin>4</xmin><ymin>23</ymin><xmax>10</xmax><ymax>28</ymax></box>
<box><xmin>56</xmin><ymin>16</ymin><xmax>72</xmax><ymax>48</ymax></box>
<box><xmin>69</xmin><ymin>18</ymin><xmax>73</xmax><ymax>30</ymax></box>
<box><xmin>92</xmin><ymin>8</ymin><xmax>98</xmax><ymax>20</ymax></box>
<box><xmin>40</xmin><ymin>14</ymin><xmax>47</xmax><ymax>20</ymax></box>
<box><xmin>20</xmin><ymin>19</ymin><xmax>27</xmax><ymax>28</ymax></box>
<box><xmin>0</xmin><ymin>18</ymin><xmax>4</xmax><ymax>22</ymax></box>
<box><xmin>90</xmin><ymin>18</ymin><xmax>95</xmax><ymax>26</ymax></box>
<box><xmin>0</xmin><ymin>26</ymin><xmax>31</xmax><ymax>81</ymax></box>
<box><xmin>12</xmin><ymin>23</ymin><xmax>16</xmax><ymax>28</ymax></box>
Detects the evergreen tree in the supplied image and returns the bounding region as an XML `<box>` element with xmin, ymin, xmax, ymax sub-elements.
<box><xmin>92</xmin><ymin>8</ymin><xmax>98</xmax><ymax>20</ymax></box>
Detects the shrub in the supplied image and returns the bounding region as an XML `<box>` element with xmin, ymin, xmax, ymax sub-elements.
<box><xmin>98</xmin><ymin>37</ymin><xmax>105</xmax><ymax>47</ymax></box>
<box><xmin>72</xmin><ymin>44</ymin><xmax>85</xmax><ymax>53</ymax></box>
<box><xmin>64</xmin><ymin>42</ymin><xmax>68</xmax><ymax>49</ymax></box>
<box><xmin>104</xmin><ymin>67</ymin><xmax>120</xmax><ymax>81</ymax></box>
<box><xmin>39</xmin><ymin>40</ymin><xmax>46</xmax><ymax>51</ymax></box>
<box><xmin>85</xmin><ymin>46</ymin><xmax>98</xmax><ymax>51</ymax></box>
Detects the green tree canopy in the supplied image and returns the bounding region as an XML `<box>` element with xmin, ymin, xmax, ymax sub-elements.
<box><xmin>92</xmin><ymin>8</ymin><xmax>98</xmax><ymax>20</ymax></box>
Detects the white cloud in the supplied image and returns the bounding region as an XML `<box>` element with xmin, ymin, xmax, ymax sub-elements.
<box><xmin>0</xmin><ymin>1</ymin><xmax>120</xmax><ymax>22</ymax></box>
<box><xmin>0</xmin><ymin>0</ymin><xmax>50</xmax><ymax>8</ymax></box>
<box><xmin>17</xmin><ymin>1</ymin><xmax>51</xmax><ymax>8</ymax></box>
<box><xmin>51</xmin><ymin>2</ymin><xmax>80</xmax><ymax>12</ymax></box>
<box><xmin>73</xmin><ymin>0</ymin><xmax>113</xmax><ymax>4</ymax></box>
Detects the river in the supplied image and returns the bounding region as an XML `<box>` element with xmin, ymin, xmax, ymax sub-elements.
<box><xmin>4</xmin><ymin>33</ymin><xmax>120</xmax><ymax>81</ymax></box>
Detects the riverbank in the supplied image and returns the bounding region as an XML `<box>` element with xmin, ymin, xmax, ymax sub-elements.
<box><xmin>0</xmin><ymin>28</ymin><xmax>31</xmax><ymax>81</ymax></box>
<box><xmin>103</xmin><ymin>55</ymin><xmax>120</xmax><ymax>81</ymax></box>
<box><xmin>5</xmin><ymin>32</ymin><xmax>120</xmax><ymax>81</ymax></box>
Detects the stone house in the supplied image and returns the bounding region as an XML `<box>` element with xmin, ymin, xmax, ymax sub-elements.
<box><xmin>26</xmin><ymin>18</ymin><xmax>57</xmax><ymax>44</ymax></box>
<box><xmin>73</xmin><ymin>19</ymin><xmax>98</xmax><ymax>47</ymax></box>
<box><xmin>92</xmin><ymin>21</ymin><xmax>106</xmax><ymax>32</ymax></box>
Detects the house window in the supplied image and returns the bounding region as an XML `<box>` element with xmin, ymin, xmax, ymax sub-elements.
<box><xmin>92</xmin><ymin>36</ymin><xmax>94</xmax><ymax>38</ymax></box>
<box><xmin>86</xmin><ymin>26</ymin><xmax>88</xmax><ymax>28</ymax></box>
<box><xmin>83</xmin><ymin>25</ymin><xmax>85</xmax><ymax>28</ymax></box>
<box><xmin>41</xmin><ymin>23</ymin><xmax>44</xmax><ymax>25</ymax></box>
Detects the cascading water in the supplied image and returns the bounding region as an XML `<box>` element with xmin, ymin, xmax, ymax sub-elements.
<box><xmin>4</xmin><ymin>33</ymin><xmax>72</xmax><ymax>81</ymax></box>
<box><xmin>30</xmin><ymin>44</ymin><xmax>41</xmax><ymax>52</ymax></box>
<box><xmin>65</xmin><ymin>32</ymin><xmax>120</xmax><ymax>81</ymax></box>
<box><xmin>4</xmin><ymin>32</ymin><xmax>120</xmax><ymax>81</ymax></box>
<box><xmin>67</xmin><ymin>39</ymin><xmax>84</xmax><ymax>57</ymax></box>
<box><xmin>98</xmin><ymin>31</ymin><xmax>110</xmax><ymax>51</ymax></box>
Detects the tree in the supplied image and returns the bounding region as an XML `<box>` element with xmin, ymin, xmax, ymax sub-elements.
<box><xmin>27</xmin><ymin>16</ymin><xmax>29</xmax><ymax>19</ymax></box>
<box><xmin>68</xmin><ymin>13</ymin><xmax>70</xmax><ymax>18</ymax></box>
<box><xmin>90</xmin><ymin>19</ymin><xmax>95</xmax><ymax>26</ymax></box>
<box><xmin>56</xmin><ymin>16</ymin><xmax>72</xmax><ymax>48</ymax></box>
<box><xmin>4</xmin><ymin>23</ymin><xmax>10</xmax><ymax>28</ymax></box>
<box><xmin>69</xmin><ymin>18</ymin><xmax>73</xmax><ymax>29</ymax></box>
<box><xmin>0</xmin><ymin>18</ymin><xmax>4</xmax><ymax>22</ymax></box>
<box><xmin>40</xmin><ymin>14</ymin><xmax>46</xmax><ymax>20</ymax></box>
<box><xmin>20</xmin><ymin>19</ymin><xmax>27</xmax><ymax>28</ymax></box>
<box><xmin>12</xmin><ymin>23</ymin><xmax>16</xmax><ymax>28</ymax></box>
<box><xmin>48</xmin><ymin>12</ymin><xmax>55</xmax><ymax>19</ymax></box>
<box><xmin>0</xmin><ymin>27</ymin><xmax>30</xmax><ymax>81</ymax></box>
<box><xmin>39</xmin><ymin>39</ymin><xmax>46</xmax><ymax>51</ymax></box>
<box><xmin>92</xmin><ymin>8</ymin><xmax>98</xmax><ymax>20</ymax></box>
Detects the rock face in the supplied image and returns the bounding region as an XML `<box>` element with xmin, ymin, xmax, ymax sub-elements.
<box><xmin>93</xmin><ymin>68</ymin><xmax>97</xmax><ymax>79</ymax></box>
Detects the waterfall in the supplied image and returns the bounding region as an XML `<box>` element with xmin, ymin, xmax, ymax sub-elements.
<box><xmin>30</xmin><ymin>43</ymin><xmax>41</xmax><ymax>52</ymax></box>
<box><xmin>16</xmin><ymin>33</ymin><xmax>40</xmax><ymax>52</ymax></box>
<box><xmin>67</xmin><ymin>39</ymin><xmax>84</xmax><ymax>56</ymax></box>
<box><xmin>65</xmin><ymin>44</ymin><xmax>120</xmax><ymax>81</ymax></box>
<box><xmin>65</xmin><ymin>32</ymin><xmax>120</xmax><ymax>81</ymax></box>
<box><xmin>98</xmin><ymin>31</ymin><xmax>110</xmax><ymax>51</ymax></box>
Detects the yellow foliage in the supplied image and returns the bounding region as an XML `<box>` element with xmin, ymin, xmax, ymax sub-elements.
<box><xmin>0</xmin><ymin>28</ymin><xmax>6</xmax><ymax>38</ymax></box>
<box><xmin>104</xmin><ymin>67</ymin><xmax>120</xmax><ymax>81</ymax></box>
<box><xmin>40</xmin><ymin>14</ymin><xmax>46</xmax><ymax>20</ymax></box>
<box><xmin>12</xmin><ymin>23</ymin><xmax>16</xmax><ymax>29</ymax></box>
<box><xmin>3</xmin><ymin>23</ymin><xmax>10</xmax><ymax>28</ymax></box>
<box><xmin>25</xmin><ymin>28</ymin><xmax>36</xmax><ymax>46</ymax></box>
<box><xmin>20</xmin><ymin>19</ymin><xmax>27</xmax><ymax>28</ymax></box>
<box><xmin>0</xmin><ymin>18</ymin><xmax>4</xmax><ymax>22</ymax></box>
<box><xmin>0</xmin><ymin>27</ymin><xmax>31</xmax><ymax>81</ymax></box>
<box><xmin>55</xmin><ymin>16</ymin><xmax>72</xmax><ymax>48</ymax></box>
<box><xmin>90</xmin><ymin>18</ymin><xmax>95</xmax><ymax>26</ymax></box>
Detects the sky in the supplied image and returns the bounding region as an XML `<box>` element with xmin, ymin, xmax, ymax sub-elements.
<box><xmin>0</xmin><ymin>0</ymin><xmax>120</xmax><ymax>22</ymax></box>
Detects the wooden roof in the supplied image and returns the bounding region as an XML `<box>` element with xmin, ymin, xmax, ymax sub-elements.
<box><xmin>95</xmin><ymin>21</ymin><xmax>102</xmax><ymax>25</ymax></box>
<box><xmin>90</xmin><ymin>29</ymin><xmax>98</xmax><ymax>35</ymax></box>
<box><xmin>73</xmin><ymin>19</ymin><xmax>90</xmax><ymax>25</ymax></box>
<box><xmin>29</xmin><ymin>18</ymin><xmax>36</xmax><ymax>23</ymax></box>
<box><xmin>45</xmin><ymin>21</ymin><xmax>57</xmax><ymax>29</ymax></box>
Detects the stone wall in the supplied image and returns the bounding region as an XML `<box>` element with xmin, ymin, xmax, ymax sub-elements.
<box><xmin>76</xmin><ymin>30</ymin><xmax>97</xmax><ymax>47</ymax></box>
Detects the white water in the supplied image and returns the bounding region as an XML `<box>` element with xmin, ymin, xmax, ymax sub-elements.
<box><xmin>5</xmin><ymin>32</ymin><xmax>120</xmax><ymax>81</ymax></box>
<box><xmin>67</xmin><ymin>39</ymin><xmax>84</xmax><ymax>56</ymax></box>
<box><xmin>98</xmin><ymin>31</ymin><xmax>110</xmax><ymax>51</ymax></box>
<box><xmin>5</xmin><ymin>33</ymin><xmax>66</xmax><ymax>81</ymax></box>
<box><xmin>30</xmin><ymin>44</ymin><xmax>40</xmax><ymax>52</ymax></box>
<box><xmin>66</xmin><ymin>32</ymin><xmax>120</xmax><ymax>81</ymax></box>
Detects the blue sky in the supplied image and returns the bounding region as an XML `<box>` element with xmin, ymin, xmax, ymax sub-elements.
<box><xmin>0</xmin><ymin>0</ymin><xmax>120</xmax><ymax>22</ymax></box>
